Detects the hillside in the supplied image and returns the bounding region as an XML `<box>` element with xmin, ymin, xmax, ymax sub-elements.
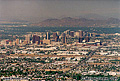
<box><xmin>32</xmin><ymin>17</ymin><xmax>120</xmax><ymax>27</ymax></box>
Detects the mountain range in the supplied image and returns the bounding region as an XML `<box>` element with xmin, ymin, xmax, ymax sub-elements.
<box><xmin>32</xmin><ymin>17</ymin><xmax>120</xmax><ymax>27</ymax></box>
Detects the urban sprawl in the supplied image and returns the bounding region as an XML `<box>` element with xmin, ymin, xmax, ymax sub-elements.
<box><xmin>0</xmin><ymin>29</ymin><xmax>120</xmax><ymax>81</ymax></box>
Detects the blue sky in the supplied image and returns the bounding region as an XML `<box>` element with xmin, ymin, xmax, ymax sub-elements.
<box><xmin>0</xmin><ymin>0</ymin><xmax>120</xmax><ymax>21</ymax></box>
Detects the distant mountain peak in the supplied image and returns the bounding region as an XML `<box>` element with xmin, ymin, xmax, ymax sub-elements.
<box><xmin>32</xmin><ymin>17</ymin><xmax>120</xmax><ymax>27</ymax></box>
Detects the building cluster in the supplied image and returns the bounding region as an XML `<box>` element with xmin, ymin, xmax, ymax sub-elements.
<box><xmin>0</xmin><ymin>30</ymin><xmax>101</xmax><ymax>46</ymax></box>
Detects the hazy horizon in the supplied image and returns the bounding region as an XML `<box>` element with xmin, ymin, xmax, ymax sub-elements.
<box><xmin>0</xmin><ymin>0</ymin><xmax>120</xmax><ymax>22</ymax></box>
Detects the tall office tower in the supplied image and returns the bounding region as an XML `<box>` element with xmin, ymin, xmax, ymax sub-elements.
<box><xmin>53</xmin><ymin>32</ymin><xmax>57</xmax><ymax>39</ymax></box>
<box><xmin>67</xmin><ymin>30</ymin><xmax>70</xmax><ymax>35</ymax></box>
<box><xmin>33</xmin><ymin>35</ymin><xmax>36</xmax><ymax>43</ymax></box>
<box><xmin>79</xmin><ymin>30</ymin><xmax>83</xmax><ymax>37</ymax></box>
<box><xmin>85</xmin><ymin>36</ymin><xmax>90</xmax><ymax>42</ymax></box>
<box><xmin>33</xmin><ymin>35</ymin><xmax>40</xmax><ymax>44</ymax></box>
<box><xmin>62</xmin><ymin>36</ymin><xmax>67</xmax><ymax>44</ymax></box>
<box><xmin>70</xmin><ymin>31</ymin><xmax>74</xmax><ymax>37</ymax></box>
<box><xmin>46</xmin><ymin>32</ymin><xmax>50</xmax><ymax>40</ymax></box>
<box><xmin>19</xmin><ymin>40</ymin><xmax>22</xmax><ymax>44</ymax></box>
<box><xmin>25</xmin><ymin>34</ymin><xmax>30</xmax><ymax>43</ymax></box>
<box><xmin>75</xmin><ymin>31</ymin><xmax>80</xmax><ymax>37</ymax></box>
<box><xmin>16</xmin><ymin>39</ymin><xmax>19</xmax><ymax>45</ymax></box>
<box><xmin>55</xmin><ymin>36</ymin><xmax>59</xmax><ymax>42</ymax></box>
<box><xmin>79</xmin><ymin>37</ymin><xmax>83</xmax><ymax>43</ymax></box>
<box><xmin>56</xmin><ymin>31</ymin><xmax>60</xmax><ymax>36</ymax></box>
<box><xmin>13</xmin><ymin>41</ymin><xmax>16</xmax><ymax>46</ymax></box>
<box><xmin>36</xmin><ymin>36</ymin><xmax>40</xmax><ymax>44</ymax></box>
<box><xmin>62</xmin><ymin>33</ymin><xmax>67</xmax><ymax>44</ymax></box>
<box><xmin>64</xmin><ymin>30</ymin><xmax>70</xmax><ymax>35</ymax></box>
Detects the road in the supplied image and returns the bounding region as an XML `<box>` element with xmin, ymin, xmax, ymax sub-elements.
<box><xmin>51</xmin><ymin>45</ymin><xmax>103</xmax><ymax>80</ymax></box>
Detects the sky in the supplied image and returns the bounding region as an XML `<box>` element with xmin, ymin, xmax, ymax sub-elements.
<box><xmin>0</xmin><ymin>0</ymin><xmax>120</xmax><ymax>22</ymax></box>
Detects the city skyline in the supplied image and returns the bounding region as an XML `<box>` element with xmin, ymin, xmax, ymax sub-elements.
<box><xmin>0</xmin><ymin>0</ymin><xmax>120</xmax><ymax>22</ymax></box>
<box><xmin>1</xmin><ymin>0</ymin><xmax>120</xmax><ymax>80</ymax></box>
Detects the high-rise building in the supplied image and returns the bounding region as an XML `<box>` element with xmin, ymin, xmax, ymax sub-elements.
<box><xmin>79</xmin><ymin>30</ymin><xmax>83</xmax><ymax>37</ymax></box>
<box><xmin>70</xmin><ymin>31</ymin><xmax>74</xmax><ymax>37</ymax></box>
<box><xmin>53</xmin><ymin>32</ymin><xmax>57</xmax><ymax>39</ymax></box>
<box><xmin>46</xmin><ymin>32</ymin><xmax>50</xmax><ymax>40</ymax></box>
<box><xmin>33</xmin><ymin>35</ymin><xmax>40</xmax><ymax>44</ymax></box>
<box><xmin>62</xmin><ymin>37</ymin><xmax>67</xmax><ymax>44</ymax></box>
<box><xmin>64</xmin><ymin>30</ymin><xmax>70</xmax><ymax>35</ymax></box>
<box><xmin>33</xmin><ymin>35</ymin><xmax>36</xmax><ymax>43</ymax></box>
<box><xmin>25</xmin><ymin>34</ymin><xmax>30</xmax><ymax>43</ymax></box>
<box><xmin>85</xmin><ymin>36</ymin><xmax>90</xmax><ymax>42</ymax></box>
<box><xmin>62</xmin><ymin>33</ymin><xmax>67</xmax><ymax>44</ymax></box>
<box><xmin>20</xmin><ymin>40</ymin><xmax>22</xmax><ymax>44</ymax></box>
<box><xmin>56</xmin><ymin>31</ymin><xmax>60</xmax><ymax>36</ymax></box>
<box><xmin>75</xmin><ymin>31</ymin><xmax>80</xmax><ymax>37</ymax></box>
<box><xmin>55</xmin><ymin>36</ymin><xmax>59</xmax><ymax>42</ymax></box>
<box><xmin>12</xmin><ymin>41</ymin><xmax>16</xmax><ymax>46</ymax></box>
